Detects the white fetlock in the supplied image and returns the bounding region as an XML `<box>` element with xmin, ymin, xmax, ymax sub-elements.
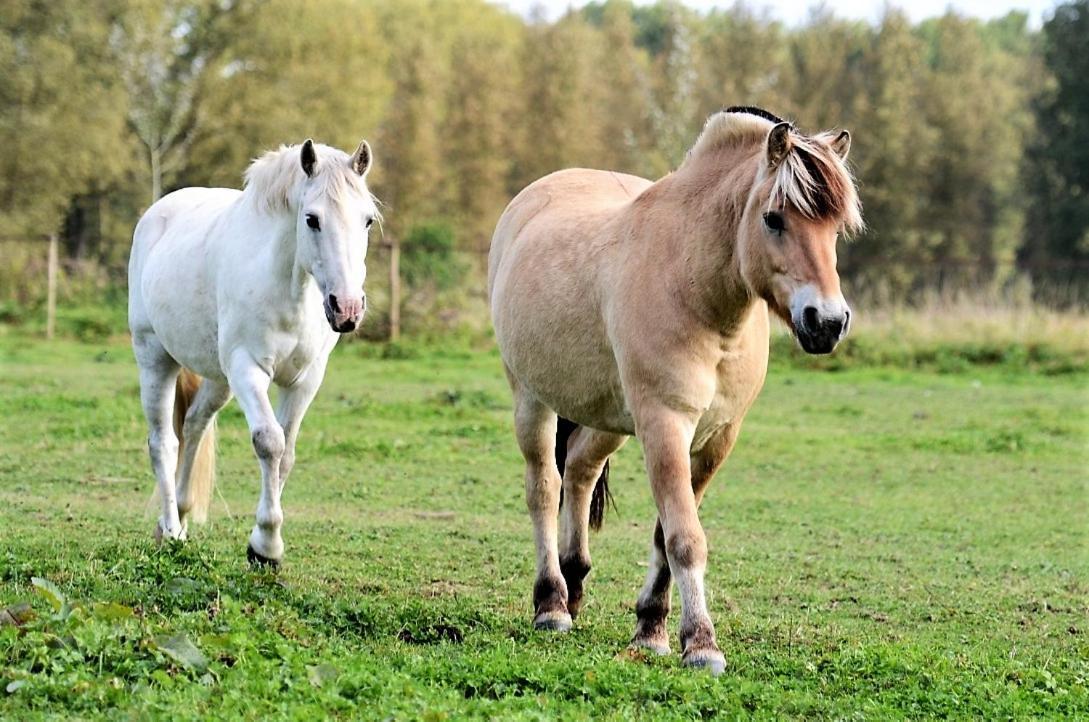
<box><xmin>248</xmin><ymin>526</ymin><xmax>284</xmax><ymax>563</ymax></box>
<box><xmin>155</xmin><ymin>517</ymin><xmax>186</xmax><ymax>545</ymax></box>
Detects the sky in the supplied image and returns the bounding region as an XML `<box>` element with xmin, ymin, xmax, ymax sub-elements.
<box><xmin>498</xmin><ymin>0</ymin><xmax>1058</xmax><ymax>27</ymax></box>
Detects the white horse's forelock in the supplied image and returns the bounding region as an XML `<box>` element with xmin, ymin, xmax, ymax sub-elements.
<box><xmin>242</xmin><ymin>143</ymin><xmax>373</xmax><ymax>216</ymax></box>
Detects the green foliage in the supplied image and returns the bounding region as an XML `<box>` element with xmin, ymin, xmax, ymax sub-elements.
<box><xmin>0</xmin><ymin>337</ymin><xmax>1086</xmax><ymax>717</ymax></box>
<box><xmin>1</xmin><ymin>0</ymin><xmax>1087</xmax><ymax>322</ymax></box>
<box><xmin>401</xmin><ymin>222</ymin><xmax>466</xmax><ymax>292</ymax></box>
<box><xmin>1021</xmin><ymin>0</ymin><xmax>1089</xmax><ymax>299</ymax></box>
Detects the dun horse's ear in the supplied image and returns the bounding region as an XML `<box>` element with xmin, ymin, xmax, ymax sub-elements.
<box><xmin>831</xmin><ymin>130</ymin><xmax>851</xmax><ymax>160</ymax></box>
<box><xmin>767</xmin><ymin>122</ymin><xmax>792</xmax><ymax>170</ymax></box>
<box><xmin>350</xmin><ymin>140</ymin><xmax>372</xmax><ymax>177</ymax></box>
<box><xmin>300</xmin><ymin>139</ymin><xmax>317</xmax><ymax>178</ymax></box>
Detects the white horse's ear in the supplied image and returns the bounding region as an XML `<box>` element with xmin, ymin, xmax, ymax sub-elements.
<box><xmin>300</xmin><ymin>139</ymin><xmax>317</xmax><ymax>177</ymax></box>
<box><xmin>831</xmin><ymin>130</ymin><xmax>851</xmax><ymax>160</ymax></box>
<box><xmin>350</xmin><ymin>140</ymin><xmax>372</xmax><ymax>177</ymax></box>
<box><xmin>767</xmin><ymin>122</ymin><xmax>792</xmax><ymax>170</ymax></box>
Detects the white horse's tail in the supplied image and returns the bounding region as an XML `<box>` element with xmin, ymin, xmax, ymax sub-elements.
<box><xmin>174</xmin><ymin>369</ymin><xmax>216</xmax><ymax>524</ymax></box>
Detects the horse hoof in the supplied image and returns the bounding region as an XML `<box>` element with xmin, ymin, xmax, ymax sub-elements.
<box><xmin>154</xmin><ymin>522</ymin><xmax>186</xmax><ymax>546</ymax></box>
<box><xmin>630</xmin><ymin>637</ymin><xmax>671</xmax><ymax>656</ymax></box>
<box><xmin>533</xmin><ymin>611</ymin><xmax>573</xmax><ymax>632</ymax></box>
<box><xmin>246</xmin><ymin>544</ymin><xmax>281</xmax><ymax>570</ymax></box>
<box><xmin>682</xmin><ymin>648</ymin><xmax>726</xmax><ymax>676</ymax></box>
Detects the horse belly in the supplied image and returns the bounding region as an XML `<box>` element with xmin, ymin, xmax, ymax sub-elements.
<box><xmin>496</xmin><ymin>293</ymin><xmax>634</xmax><ymax>434</ymax></box>
<box><xmin>140</xmin><ymin>238</ymin><xmax>222</xmax><ymax>380</ymax></box>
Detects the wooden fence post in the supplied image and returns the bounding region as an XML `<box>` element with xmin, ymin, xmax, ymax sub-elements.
<box><xmin>388</xmin><ymin>235</ymin><xmax>401</xmax><ymax>342</ymax></box>
<box><xmin>46</xmin><ymin>233</ymin><xmax>58</xmax><ymax>340</ymax></box>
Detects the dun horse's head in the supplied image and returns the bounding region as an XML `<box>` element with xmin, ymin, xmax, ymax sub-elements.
<box><xmin>738</xmin><ymin>118</ymin><xmax>862</xmax><ymax>354</ymax></box>
<box><xmin>286</xmin><ymin>139</ymin><xmax>378</xmax><ymax>333</ymax></box>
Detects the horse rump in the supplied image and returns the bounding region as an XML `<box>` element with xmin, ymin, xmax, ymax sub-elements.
<box><xmin>555</xmin><ymin>417</ymin><xmax>613</xmax><ymax>531</ymax></box>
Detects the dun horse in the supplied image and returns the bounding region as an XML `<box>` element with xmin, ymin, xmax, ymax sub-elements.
<box><xmin>129</xmin><ymin>139</ymin><xmax>378</xmax><ymax>566</ymax></box>
<box><xmin>489</xmin><ymin>107</ymin><xmax>861</xmax><ymax>673</ymax></box>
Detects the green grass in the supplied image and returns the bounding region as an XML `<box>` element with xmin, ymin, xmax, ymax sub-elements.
<box><xmin>1</xmin><ymin>335</ymin><xmax>1086</xmax><ymax>719</ymax></box>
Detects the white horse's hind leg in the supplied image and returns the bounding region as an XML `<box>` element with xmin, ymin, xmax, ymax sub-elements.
<box><xmin>227</xmin><ymin>354</ymin><xmax>286</xmax><ymax>566</ymax></box>
<box><xmin>175</xmin><ymin>378</ymin><xmax>231</xmax><ymax>528</ymax></box>
<box><xmin>133</xmin><ymin>333</ymin><xmax>183</xmax><ymax>540</ymax></box>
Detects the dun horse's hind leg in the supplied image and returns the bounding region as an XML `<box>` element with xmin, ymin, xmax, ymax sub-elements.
<box><xmin>175</xmin><ymin>378</ymin><xmax>231</xmax><ymax>529</ymax></box>
<box><xmin>133</xmin><ymin>334</ymin><xmax>183</xmax><ymax>541</ymax></box>
<box><xmin>632</xmin><ymin>423</ymin><xmax>741</xmax><ymax>659</ymax></box>
<box><xmin>635</xmin><ymin>413</ymin><xmax>742</xmax><ymax>674</ymax></box>
<box><xmin>558</xmin><ymin>427</ymin><xmax>626</xmax><ymax>618</ymax></box>
<box><xmin>228</xmin><ymin>354</ymin><xmax>287</xmax><ymax>567</ymax></box>
<box><xmin>511</xmin><ymin>386</ymin><xmax>570</xmax><ymax>631</ymax></box>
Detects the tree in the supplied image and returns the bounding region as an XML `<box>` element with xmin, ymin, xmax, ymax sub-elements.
<box><xmin>185</xmin><ymin>0</ymin><xmax>392</xmax><ymax>189</ymax></box>
<box><xmin>514</xmin><ymin>11</ymin><xmax>607</xmax><ymax>186</ymax></box>
<box><xmin>444</xmin><ymin>16</ymin><xmax>520</xmax><ymax>250</ymax></box>
<box><xmin>1022</xmin><ymin>0</ymin><xmax>1089</xmax><ymax>297</ymax></box>
<box><xmin>917</xmin><ymin>13</ymin><xmax>1031</xmax><ymax>290</ymax></box>
<box><xmin>841</xmin><ymin>10</ymin><xmax>935</xmax><ymax>295</ymax></box>
<box><xmin>588</xmin><ymin>1</ymin><xmax>658</xmax><ymax>177</ymax></box>
<box><xmin>110</xmin><ymin>0</ymin><xmax>255</xmax><ymax>203</ymax></box>
<box><xmin>0</xmin><ymin>0</ymin><xmax>128</xmax><ymax>235</ymax></box>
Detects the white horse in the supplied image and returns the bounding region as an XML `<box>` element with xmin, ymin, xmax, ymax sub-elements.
<box><xmin>128</xmin><ymin>139</ymin><xmax>378</xmax><ymax>566</ymax></box>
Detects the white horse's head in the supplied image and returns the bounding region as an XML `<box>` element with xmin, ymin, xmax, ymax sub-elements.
<box><xmin>246</xmin><ymin>139</ymin><xmax>379</xmax><ymax>333</ymax></box>
<box><xmin>297</xmin><ymin>139</ymin><xmax>377</xmax><ymax>333</ymax></box>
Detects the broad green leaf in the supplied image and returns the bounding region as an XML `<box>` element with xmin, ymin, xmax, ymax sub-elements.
<box><xmin>92</xmin><ymin>602</ymin><xmax>135</xmax><ymax>622</ymax></box>
<box><xmin>152</xmin><ymin>634</ymin><xmax>209</xmax><ymax>673</ymax></box>
<box><xmin>30</xmin><ymin>577</ymin><xmax>65</xmax><ymax>611</ymax></box>
<box><xmin>306</xmin><ymin>663</ymin><xmax>338</xmax><ymax>688</ymax></box>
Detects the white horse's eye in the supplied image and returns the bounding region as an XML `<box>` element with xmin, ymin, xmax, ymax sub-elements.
<box><xmin>365</xmin><ymin>216</ymin><xmax>374</xmax><ymax>229</ymax></box>
<box><xmin>305</xmin><ymin>213</ymin><xmax>321</xmax><ymax>231</ymax></box>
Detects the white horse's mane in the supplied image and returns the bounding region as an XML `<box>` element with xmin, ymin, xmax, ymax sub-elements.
<box><xmin>687</xmin><ymin>109</ymin><xmax>863</xmax><ymax>234</ymax></box>
<box><xmin>242</xmin><ymin>143</ymin><xmax>372</xmax><ymax>216</ymax></box>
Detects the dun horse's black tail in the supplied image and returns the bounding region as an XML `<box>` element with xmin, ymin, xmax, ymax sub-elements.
<box><xmin>556</xmin><ymin>417</ymin><xmax>614</xmax><ymax>531</ymax></box>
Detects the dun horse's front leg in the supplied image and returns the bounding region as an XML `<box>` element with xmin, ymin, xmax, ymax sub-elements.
<box><xmin>632</xmin><ymin>423</ymin><xmax>741</xmax><ymax>662</ymax></box>
<box><xmin>228</xmin><ymin>355</ymin><xmax>287</xmax><ymax>567</ymax></box>
<box><xmin>636</xmin><ymin>409</ymin><xmax>725</xmax><ymax>674</ymax></box>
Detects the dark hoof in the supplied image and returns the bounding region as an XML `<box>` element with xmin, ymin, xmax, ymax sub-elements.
<box><xmin>247</xmin><ymin>544</ymin><xmax>281</xmax><ymax>570</ymax></box>
<box><xmin>533</xmin><ymin>611</ymin><xmax>573</xmax><ymax>632</ymax></box>
<box><xmin>682</xmin><ymin>648</ymin><xmax>726</xmax><ymax>676</ymax></box>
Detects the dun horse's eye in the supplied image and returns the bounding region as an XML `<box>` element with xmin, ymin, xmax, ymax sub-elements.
<box><xmin>305</xmin><ymin>213</ymin><xmax>321</xmax><ymax>231</ymax></box>
<box><xmin>763</xmin><ymin>211</ymin><xmax>785</xmax><ymax>235</ymax></box>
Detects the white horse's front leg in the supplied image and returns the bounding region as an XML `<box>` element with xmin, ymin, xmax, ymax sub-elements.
<box><xmin>275</xmin><ymin>354</ymin><xmax>330</xmax><ymax>488</ymax></box>
<box><xmin>228</xmin><ymin>355</ymin><xmax>286</xmax><ymax>567</ymax></box>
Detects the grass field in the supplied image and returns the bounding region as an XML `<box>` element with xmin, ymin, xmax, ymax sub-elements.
<box><xmin>1</xmin><ymin>335</ymin><xmax>1086</xmax><ymax>719</ymax></box>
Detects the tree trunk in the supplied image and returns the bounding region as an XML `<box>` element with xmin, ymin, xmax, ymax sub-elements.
<box><xmin>388</xmin><ymin>237</ymin><xmax>401</xmax><ymax>342</ymax></box>
<box><xmin>150</xmin><ymin>146</ymin><xmax>162</xmax><ymax>203</ymax></box>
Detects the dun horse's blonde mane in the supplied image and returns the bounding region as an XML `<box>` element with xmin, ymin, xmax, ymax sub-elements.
<box><xmin>687</xmin><ymin>109</ymin><xmax>863</xmax><ymax>234</ymax></box>
<box><xmin>242</xmin><ymin>143</ymin><xmax>371</xmax><ymax>216</ymax></box>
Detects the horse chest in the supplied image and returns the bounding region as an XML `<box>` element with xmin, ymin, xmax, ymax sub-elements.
<box><xmin>691</xmin><ymin>352</ymin><xmax>768</xmax><ymax>452</ymax></box>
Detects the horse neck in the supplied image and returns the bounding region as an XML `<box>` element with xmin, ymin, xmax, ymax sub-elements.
<box><xmin>237</xmin><ymin>197</ymin><xmax>311</xmax><ymax>299</ymax></box>
<box><xmin>650</xmin><ymin>146</ymin><xmax>761</xmax><ymax>335</ymax></box>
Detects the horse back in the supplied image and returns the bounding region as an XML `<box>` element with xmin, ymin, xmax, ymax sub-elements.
<box><xmin>488</xmin><ymin>169</ymin><xmax>651</xmax><ymax>294</ymax></box>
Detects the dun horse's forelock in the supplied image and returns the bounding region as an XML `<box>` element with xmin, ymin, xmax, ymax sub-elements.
<box><xmin>771</xmin><ymin>135</ymin><xmax>862</xmax><ymax>234</ymax></box>
<box><xmin>769</xmin><ymin>136</ymin><xmax>863</xmax><ymax>234</ymax></box>
<box><xmin>689</xmin><ymin>108</ymin><xmax>862</xmax><ymax>234</ymax></box>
